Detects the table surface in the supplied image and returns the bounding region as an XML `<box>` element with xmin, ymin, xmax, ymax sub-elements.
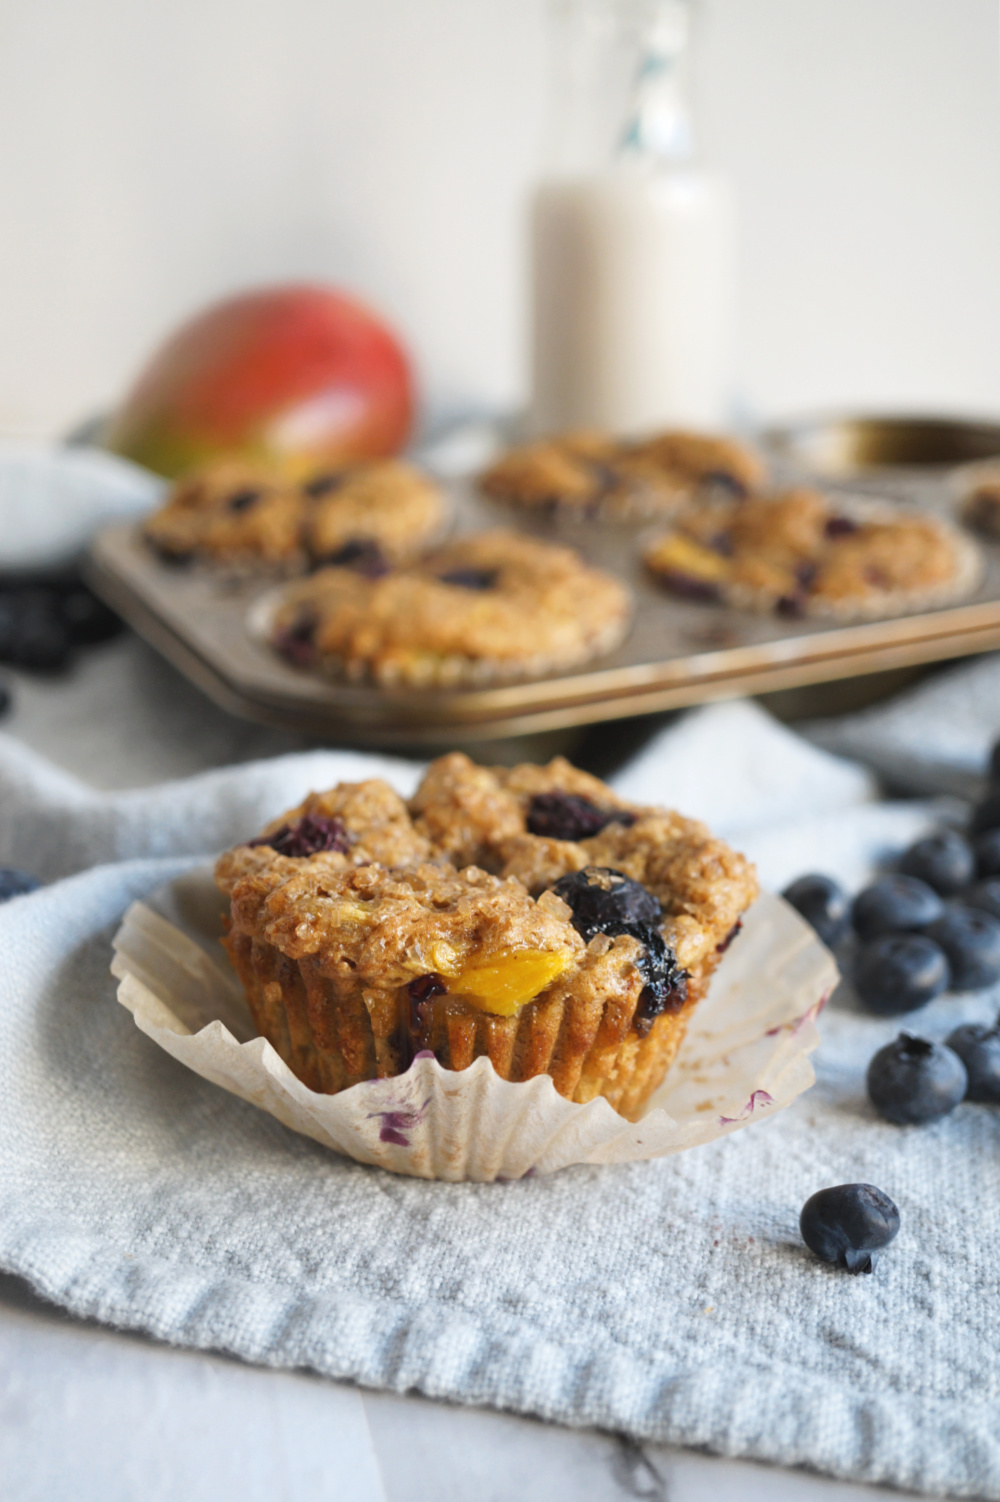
<box><xmin>0</xmin><ymin>637</ymin><xmax>921</xmax><ymax>1502</ymax></box>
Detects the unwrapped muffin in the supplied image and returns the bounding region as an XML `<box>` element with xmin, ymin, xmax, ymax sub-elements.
<box><xmin>216</xmin><ymin>754</ymin><xmax>757</xmax><ymax>1120</ymax></box>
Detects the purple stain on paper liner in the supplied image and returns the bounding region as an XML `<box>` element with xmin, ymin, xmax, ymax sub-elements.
<box><xmin>719</xmin><ymin>1089</ymin><xmax>774</xmax><ymax>1126</ymax></box>
<box><xmin>367</xmin><ymin>1097</ymin><xmax>431</xmax><ymax>1147</ymax></box>
<box><xmin>764</xmin><ymin>988</ymin><xmax>832</xmax><ymax>1039</ymax></box>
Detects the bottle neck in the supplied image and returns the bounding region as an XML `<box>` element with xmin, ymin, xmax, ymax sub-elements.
<box><xmin>618</xmin><ymin>22</ymin><xmax>695</xmax><ymax>166</ymax></box>
<box><xmin>544</xmin><ymin>0</ymin><xmax>699</xmax><ymax>178</ymax></box>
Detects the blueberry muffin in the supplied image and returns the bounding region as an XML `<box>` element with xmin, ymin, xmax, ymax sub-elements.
<box><xmin>301</xmin><ymin>460</ymin><xmax>447</xmax><ymax>570</ymax></box>
<box><xmin>644</xmin><ymin>488</ymin><xmax>982</xmax><ymax>620</ymax></box>
<box><xmin>269</xmin><ymin>529</ymin><xmax>632</xmax><ymax>686</ymax></box>
<box><xmin>144</xmin><ymin>457</ymin><xmax>446</xmax><ymax>571</ymax></box>
<box><xmin>480</xmin><ymin>428</ymin><xmax>766</xmax><ymax>522</ymax></box>
<box><xmin>216</xmin><ymin>753</ymin><xmax>758</xmax><ymax>1119</ymax></box>
<box><xmin>144</xmin><ymin>459</ymin><xmax>305</xmax><ymax>566</ymax></box>
<box><xmin>957</xmin><ymin>466</ymin><xmax>1000</xmax><ymax>540</ymax></box>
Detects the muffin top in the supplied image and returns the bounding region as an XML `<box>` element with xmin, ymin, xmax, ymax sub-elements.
<box><xmin>144</xmin><ymin>459</ymin><xmax>305</xmax><ymax>565</ymax></box>
<box><xmin>144</xmin><ymin>456</ymin><xmax>446</xmax><ymax>570</ymax></box>
<box><xmin>480</xmin><ymin>428</ymin><xmax>766</xmax><ymax>522</ymax></box>
<box><xmin>645</xmin><ymin>488</ymin><xmax>982</xmax><ymax>619</ymax></box>
<box><xmin>269</xmin><ymin>529</ymin><xmax>632</xmax><ymax>686</ymax></box>
<box><xmin>302</xmin><ymin>460</ymin><xmax>447</xmax><ymax>568</ymax></box>
<box><xmin>219</xmin><ymin>752</ymin><xmax>757</xmax><ymax>980</ymax></box>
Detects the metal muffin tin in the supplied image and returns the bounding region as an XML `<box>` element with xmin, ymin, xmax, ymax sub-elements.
<box><xmin>85</xmin><ymin>415</ymin><xmax>1000</xmax><ymax>747</ymax></box>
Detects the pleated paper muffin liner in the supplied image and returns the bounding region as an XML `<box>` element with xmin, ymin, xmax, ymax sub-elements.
<box><xmin>111</xmin><ymin>866</ymin><xmax>837</xmax><ymax>1182</ymax></box>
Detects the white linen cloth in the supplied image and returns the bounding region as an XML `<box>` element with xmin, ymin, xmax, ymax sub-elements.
<box><xmin>1</xmin><ymin>684</ymin><xmax>998</xmax><ymax>1499</ymax></box>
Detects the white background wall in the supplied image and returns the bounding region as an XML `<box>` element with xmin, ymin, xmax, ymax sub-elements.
<box><xmin>0</xmin><ymin>0</ymin><xmax>997</xmax><ymax>439</ymax></box>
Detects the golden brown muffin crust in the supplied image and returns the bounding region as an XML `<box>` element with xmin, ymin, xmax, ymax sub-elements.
<box><xmin>144</xmin><ymin>457</ymin><xmax>445</xmax><ymax>571</ymax></box>
<box><xmin>645</xmin><ymin>488</ymin><xmax>981</xmax><ymax>619</ymax></box>
<box><xmin>480</xmin><ymin>427</ymin><xmax>766</xmax><ymax>521</ymax></box>
<box><xmin>144</xmin><ymin>460</ymin><xmax>305</xmax><ymax>566</ymax></box>
<box><xmin>303</xmin><ymin>460</ymin><xmax>446</xmax><ymax>566</ymax></box>
<box><xmin>270</xmin><ymin>530</ymin><xmax>632</xmax><ymax>686</ymax></box>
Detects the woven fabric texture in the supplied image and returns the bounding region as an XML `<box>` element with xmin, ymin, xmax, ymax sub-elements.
<box><xmin>1</xmin><ymin>687</ymin><xmax>998</xmax><ymax>1498</ymax></box>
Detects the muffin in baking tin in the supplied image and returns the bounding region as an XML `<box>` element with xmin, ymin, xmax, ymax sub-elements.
<box><xmin>143</xmin><ymin>457</ymin><xmax>447</xmax><ymax>571</ymax></box>
<box><xmin>268</xmin><ymin>528</ymin><xmax>632</xmax><ymax>686</ymax></box>
<box><xmin>480</xmin><ymin>427</ymin><xmax>767</xmax><ymax>522</ymax></box>
<box><xmin>953</xmin><ymin>462</ymin><xmax>1000</xmax><ymax>540</ymax></box>
<box><xmin>216</xmin><ymin>754</ymin><xmax>758</xmax><ymax>1121</ymax></box>
<box><xmin>644</xmin><ymin>487</ymin><xmax>982</xmax><ymax>620</ymax></box>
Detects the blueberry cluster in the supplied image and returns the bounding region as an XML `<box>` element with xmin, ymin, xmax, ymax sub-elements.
<box><xmin>0</xmin><ymin>572</ymin><xmax>124</xmax><ymax>705</ymax></box>
<box><xmin>783</xmin><ymin>775</ymin><xmax>1000</xmax><ymax>1018</ymax></box>
<box><xmin>789</xmin><ymin>732</ymin><xmax>1000</xmax><ymax>1273</ymax></box>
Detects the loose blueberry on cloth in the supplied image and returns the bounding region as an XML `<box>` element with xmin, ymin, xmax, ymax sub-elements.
<box><xmin>0</xmin><ymin>690</ymin><xmax>999</xmax><ymax>1499</ymax></box>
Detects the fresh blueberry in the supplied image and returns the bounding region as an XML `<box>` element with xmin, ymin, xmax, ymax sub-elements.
<box><xmin>926</xmin><ymin>906</ymin><xmax>1000</xmax><ymax>991</ymax></box>
<box><xmin>0</xmin><ymin>589</ymin><xmax>72</xmax><ymax>672</ymax></box>
<box><xmin>854</xmin><ymin>933</ymin><xmax>950</xmax><ymax>1014</ymax></box>
<box><xmin>945</xmin><ymin>1022</ymin><xmax>1000</xmax><ymax>1102</ymax></box>
<box><xmin>248</xmin><ymin>813</ymin><xmax>352</xmax><ymax>858</ymax></box>
<box><xmin>59</xmin><ymin>586</ymin><xmax>124</xmax><ymax>646</ymax></box>
<box><xmin>0</xmin><ymin>867</ymin><xmax>41</xmax><ymax>902</ymax></box>
<box><xmin>851</xmin><ymin>875</ymin><xmax>944</xmax><ymax>940</ymax></box>
<box><xmin>898</xmin><ymin>831</ymin><xmax>975</xmax><ymax>895</ymax></box>
<box><xmin>781</xmin><ymin>873</ymin><xmax>850</xmax><ymax>947</ymax></box>
<box><xmin>527</xmin><ymin>792</ymin><xmax>635</xmax><ymax>843</ymax></box>
<box><xmin>963</xmin><ymin>879</ymin><xmax>1000</xmax><ymax>922</ymax></box>
<box><xmin>971</xmin><ymin>791</ymin><xmax>1000</xmax><ymax>836</ymax></box>
<box><xmin>974</xmin><ymin>828</ymin><xmax>1000</xmax><ymax>879</ymax></box>
<box><xmin>866</xmin><ymin>1033</ymin><xmax>967</xmax><ymax>1124</ymax></box>
<box><xmin>799</xmin><ymin>1183</ymin><xmax>900</xmax><ymax>1274</ymax></box>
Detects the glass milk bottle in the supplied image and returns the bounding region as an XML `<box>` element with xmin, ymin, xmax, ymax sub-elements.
<box><xmin>530</xmin><ymin>0</ymin><xmax>735</xmax><ymax>435</ymax></box>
